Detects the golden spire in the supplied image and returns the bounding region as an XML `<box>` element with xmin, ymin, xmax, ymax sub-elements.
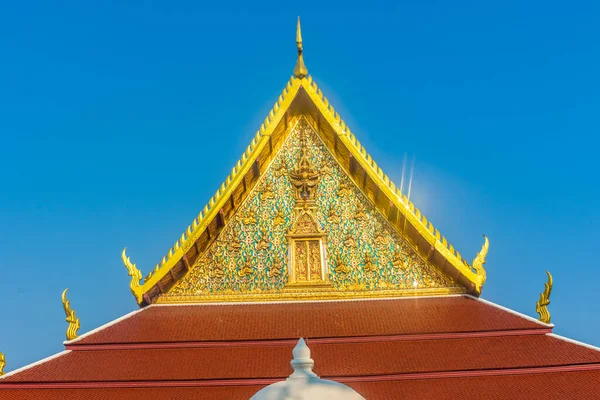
<box><xmin>61</xmin><ymin>288</ymin><xmax>80</xmax><ymax>341</ymax></box>
<box><xmin>293</xmin><ymin>17</ymin><xmax>308</xmax><ymax>78</ymax></box>
<box><xmin>536</xmin><ymin>271</ymin><xmax>553</xmax><ymax>324</ymax></box>
<box><xmin>0</xmin><ymin>351</ymin><xmax>5</xmax><ymax>376</ymax></box>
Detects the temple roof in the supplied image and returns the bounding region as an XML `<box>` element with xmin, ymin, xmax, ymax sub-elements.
<box><xmin>123</xmin><ymin>20</ymin><xmax>488</xmax><ymax>306</ymax></box>
<box><xmin>1</xmin><ymin>295</ymin><xmax>599</xmax><ymax>399</ymax></box>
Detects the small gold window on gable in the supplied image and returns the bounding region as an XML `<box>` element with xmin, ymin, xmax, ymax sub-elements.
<box><xmin>287</xmin><ymin>210</ymin><xmax>328</xmax><ymax>285</ymax></box>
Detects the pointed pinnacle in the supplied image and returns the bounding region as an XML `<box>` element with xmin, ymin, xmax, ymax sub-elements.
<box><xmin>294</xmin><ymin>16</ymin><xmax>308</xmax><ymax>78</ymax></box>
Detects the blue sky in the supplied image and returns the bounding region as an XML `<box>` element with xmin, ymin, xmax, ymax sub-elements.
<box><xmin>1</xmin><ymin>1</ymin><xmax>599</xmax><ymax>370</ymax></box>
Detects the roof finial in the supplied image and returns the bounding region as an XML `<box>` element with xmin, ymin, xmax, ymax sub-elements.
<box><xmin>0</xmin><ymin>351</ymin><xmax>6</xmax><ymax>376</ymax></box>
<box><xmin>536</xmin><ymin>271</ymin><xmax>553</xmax><ymax>324</ymax></box>
<box><xmin>61</xmin><ymin>288</ymin><xmax>80</xmax><ymax>341</ymax></box>
<box><xmin>294</xmin><ymin>17</ymin><xmax>308</xmax><ymax>78</ymax></box>
<box><xmin>289</xmin><ymin>338</ymin><xmax>317</xmax><ymax>379</ymax></box>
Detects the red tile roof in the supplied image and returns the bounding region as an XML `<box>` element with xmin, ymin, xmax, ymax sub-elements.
<box><xmin>1</xmin><ymin>296</ymin><xmax>598</xmax><ymax>400</ymax></box>
<box><xmin>74</xmin><ymin>296</ymin><xmax>544</xmax><ymax>344</ymax></box>
<box><xmin>1</xmin><ymin>371</ymin><xmax>600</xmax><ymax>400</ymax></box>
<box><xmin>3</xmin><ymin>335</ymin><xmax>600</xmax><ymax>383</ymax></box>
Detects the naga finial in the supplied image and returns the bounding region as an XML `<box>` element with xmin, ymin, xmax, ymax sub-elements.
<box><xmin>293</xmin><ymin>16</ymin><xmax>308</xmax><ymax>78</ymax></box>
<box><xmin>536</xmin><ymin>271</ymin><xmax>553</xmax><ymax>324</ymax></box>
<box><xmin>472</xmin><ymin>234</ymin><xmax>489</xmax><ymax>291</ymax></box>
<box><xmin>122</xmin><ymin>248</ymin><xmax>142</xmax><ymax>297</ymax></box>
<box><xmin>0</xmin><ymin>352</ymin><xmax>5</xmax><ymax>376</ymax></box>
<box><xmin>61</xmin><ymin>288</ymin><xmax>80</xmax><ymax>341</ymax></box>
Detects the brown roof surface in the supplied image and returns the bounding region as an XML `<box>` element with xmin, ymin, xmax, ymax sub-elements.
<box><xmin>2</xmin><ymin>370</ymin><xmax>600</xmax><ymax>400</ymax></box>
<box><xmin>4</xmin><ymin>334</ymin><xmax>600</xmax><ymax>383</ymax></box>
<box><xmin>74</xmin><ymin>296</ymin><xmax>543</xmax><ymax>344</ymax></box>
<box><xmin>1</xmin><ymin>296</ymin><xmax>599</xmax><ymax>400</ymax></box>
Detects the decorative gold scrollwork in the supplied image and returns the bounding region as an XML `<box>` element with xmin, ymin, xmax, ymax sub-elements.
<box><xmin>289</xmin><ymin>134</ymin><xmax>320</xmax><ymax>202</ymax></box>
<box><xmin>269</xmin><ymin>259</ymin><xmax>283</xmax><ymax>278</ymax></box>
<box><xmin>262</xmin><ymin>184</ymin><xmax>275</xmax><ymax>199</ymax></box>
<box><xmin>327</xmin><ymin>208</ymin><xmax>340</xmax><ymax>224</ymax></box>
<box><xmin>238</xmin><ymin>260</ymin><xmax>253</xmax><ymax>277</ymax></box>
<box><xmin>363</xmin><ymin>253</ymin><xmax>377</xmax><ymax>273</ymax></box>
<box><xmin>0</xmin><ymin>352</ymin><xmax>5</xmax><ymax>376</ymax></box>
<box><xmin>536</xmin><ymin>271</ymin><xmax>553</xmax><ymax>324</ymax></box>
<box><xmin>273</xmin><ymin>210</ymin><xmax>286</xmax><ymax>227</ymax></box>
<box><xmin>121</xmin><ymin>248</ymin><xmax>142</xmax><ymax>296</ymax></box>
<box><xmin>472</xmin><ymin>235</ymin><xmax>489</xmax><ymax>290</ymax></box>
<box><xmin>61</xmin><ymin>288</ymin><xmax>80</xmax><ymax>341</ymax></box>
<box><xmin>257</xmin><ymin>226</ymin><xmax>270</xmax><ymax>250</ymax></box>
<box><xmin>240</xmin><ymin>211</ymin><xmax>257</xmax><ymax>225</ymax></box>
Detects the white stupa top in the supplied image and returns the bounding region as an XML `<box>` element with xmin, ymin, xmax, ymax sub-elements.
<box><xmin>250</xmin><ymin>338</ymin><xmax>365</xmax><ymax>400</ymax></box>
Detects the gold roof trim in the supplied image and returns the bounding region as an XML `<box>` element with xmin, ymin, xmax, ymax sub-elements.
<box><xmin>297</xmin><ymin>76</ymin><xmax>486</xmax><ymax>292</ymax></box>
<box><xmin>128</xmin><ymin>75</ymin><xmax>486</xmax><ymax>304</ymax></box>
<box><xmin>126</xmin><ymin>22</ymin><xmax>487</xmax><ymax>304</ymax></box>
<box><xmin>128</xmin><ymin>76</ymin><xmax>301</xmax><ymax>303</ymax></box>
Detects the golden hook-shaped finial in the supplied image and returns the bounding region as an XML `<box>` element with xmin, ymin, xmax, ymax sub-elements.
<box><xmin>122</xmin><ymin>247</ymin><xmax>142</xmax><ymax>297</ymax></box>
<box><xmin>472</xmin><ymin>234</ymin><xmax>489</xmax><ymax>291</ymax></box>
<box><xmin>0</xmin><ymin>352</ymin><xmax>6</xmax><ymax>376</ymax></box>
<box><xmin>293</xmin><ymin>16</ymin><xmax>308</xmax><ymax>78</ymax></box>
<box><xmin>536</xmin><ymin>271</ymin><xmax>553</xmax><ymax>324</ymax></box>
<box><xmin>61</xmin><ymin>288</ymin><xmax>80</xmax><ymax>341</ymax></box>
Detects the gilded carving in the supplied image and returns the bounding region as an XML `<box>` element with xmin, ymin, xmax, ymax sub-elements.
<box><xmin>289</xmin><ymin>134</ymin><xmax>320</xmax><ymax>201</ymax></box>
<box><xmin>536</xmin><ymin>271</ymin><xmax>553</xmax><ymax>324</ymax></box>
<box><xmin>327</xmin><ymin>208</ymin><xmax>340</xmax><ymax>224</ymax></box>
<box><xmin>273</xmin><ymin>209</ymin><xmax>286</xmax><ymax>227</ymax></box>
<box><xmin>355</xmin><ymin>204</ymin><xmax>368</xmax><ymax>222</ymax></box>
<box><xmin>472</xmin><ymin>235</ymin><xmax>489</xmax><ymax>290</ymax></box>
<box><xmin>165</xmin><ymin>118</ymin><xmax>458</xmax><ymax>300</ymax></box>
<box><xmin>240</xmin><ymin>211</ymin><xmax>257</xmax><ymax>225</ymax></box>
<box><xmin>269</xmin><ymin>259</ymin><xmax>283</xmax><ymax>278</ymax></box>
<box><xmin>294</xmin><ymin>212</ymin><xmax>320</xmax><ymax>235</ymax></box>
<box><xmin>61</xmin><ymin>289</ymin><xmax>80</xmax><ymax>341</ymax></box>
<box><xmin>238</xmin><ymin>260</ymin><xmax>253</xmax><ymax>278</ymax></box>
<box><xmin>257</xmin><ymin>226</ymin><xmax>270</xmax><ymax>250</ymax></box>
<box><xmin>334</xmin><ymin>255</ymin><xmax>350</xmax><ymax>275</ymax></box>
<box><xmin>121</xmin><ymin>248</ymin><xmax>142</xmax><ymax>297</ymax></box>
<box><xmin>344</xmin><ymin>234</ymin><xmax>357</xmax><ymax>249</ymax></box>
<box><xmin>363</xmin><ymin>253</ymin><xmax>377</xmax><ymax>273</ymax></box>
<box><xmin>262</xmin><ymin>184</ymin><xmax>275</xmax><ymax>199</ymax></box>
<box><xmin>0</xmin><ymin>352</ymin><xmax>5</xmax><ymax>376</ymax></box>
<box><xmin>338</xmin><ymin>182</ymin><xmax>352</xmax><ymax>197</ymax></box>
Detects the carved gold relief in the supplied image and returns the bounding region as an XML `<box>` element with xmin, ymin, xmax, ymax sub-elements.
<box><xmin>238</xmin><ymin>260</ymin><xmax>253</xmax><ymax>278</ymax></box>
<box><xmin>327</xmin><ymin>208</ymin><xmax>340</xmax><ymax>224</ymax></box>
<box><xmin>257</xmin><ymin>226</ymin><xmax>270</xmax><ymax>251</ymax></box>
<box><xmin>269</xmin><ymin>259</ymin><xmax>283</xmax><ymax>278</ymax></box>
<box><xmin>344</xmin><ymin>234</ymin><xmax>357</xmax><ymax>249</ymax></box>
<box><xmin>262</xmin><ymin>184</ymin><xmax>275</xmax><ymax>199</ymax></box>
<box><xmin>273</xmin><ymin>209</ymin><xmax>286</xmax><ymax>227</ymax></box>
<box><xmin>165</xmin><ymin>118</ymin><xmax>458</xmax><ymax>300</ymax></box>
<box><xmin>355</xmin><ymin>204</ymin><xmax>368</xmax><ymax>222</ymax></box>
<box><xmin>240</xmin><ymin>211</ymin><xmax>257</xmax><ymax>225</ymax></box>
<box><xmin>289</xmin><ymin>134</ymin><xmax>320</xmax><ymax>202</ymax></box>
<box><xmin>338</xmin><ymin>182</ymin><xmax>352</xmax><ymax>197</ymax></box>
<box><xmin>363</xmin><ymin>253</ymin><xmax>377</xmax><ymax>273</ymax></box>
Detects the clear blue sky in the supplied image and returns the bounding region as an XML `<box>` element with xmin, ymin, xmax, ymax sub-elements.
<box><xmin>1</xmin><ymin>1</ymin><xmax>599</xmax><ymax>370</ymax></box>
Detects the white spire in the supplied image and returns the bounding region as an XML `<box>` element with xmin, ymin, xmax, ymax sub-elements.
<box><xmin>250</xmin><ymin>338</ymin><xmax>365</xmax><ymax>400</ymax></box>
<box><xmin>289</xmin><ymin>338</ymin><xmax>317</xmax><ymax>380</ymax></box>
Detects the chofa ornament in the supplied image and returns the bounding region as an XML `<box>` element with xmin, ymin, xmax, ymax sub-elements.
<box><xmin>61</xmin><ymin>288</ymin><xmax>80</xmax><ymax>341</ymax></box>
<box><xmin>536</xmin><ymin>271</ymin><xmax>553</xmax><ymax>324</ymax></box>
